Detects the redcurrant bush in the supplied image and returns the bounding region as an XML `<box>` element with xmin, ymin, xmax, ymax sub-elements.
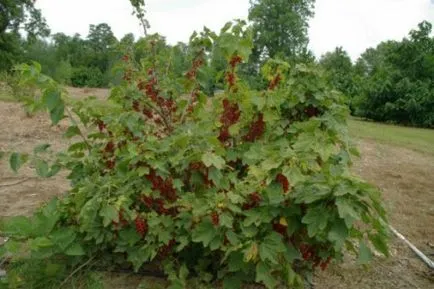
<box><xmin>1</xmin><ymin>21</ymin><xmax>388</xmax><ymax>289</ymax></box>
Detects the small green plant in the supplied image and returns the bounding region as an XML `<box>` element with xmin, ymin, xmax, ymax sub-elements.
<box><xmin>0</xmin><ymin>21</ymin><xmax>389</xmax><ymax>289</ymax></box>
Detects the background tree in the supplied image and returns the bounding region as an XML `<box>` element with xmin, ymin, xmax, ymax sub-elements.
<box><xmin>0</xmin><ymin>0</ymin><xmax>50</xmax><ymax>70</ymax></box>
<box><xmin>319</xmin><ymin>47</ymin><xmax>356</xmax><ymax>109</ymax></box>
<box><xmin>353</xmin><ymin>21</ymin><xmax>434</xmax><ymax>127</ymax></box>
<box><xmin>248</xmin><ymin>0</ymin><xmax>315</xmax><ymax>61</ymax></box>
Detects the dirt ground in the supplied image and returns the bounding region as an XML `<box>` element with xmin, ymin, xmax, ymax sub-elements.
<box><xmin>0</xmin><ymin>88</ymin><xmax>433</xmax><ymax>288</ymax></box>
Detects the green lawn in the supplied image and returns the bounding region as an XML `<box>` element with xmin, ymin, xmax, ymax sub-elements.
<box><xmin>348</xmin><ymin>119</ymin><xmax>434</xmax><ymax>155</ymax></box>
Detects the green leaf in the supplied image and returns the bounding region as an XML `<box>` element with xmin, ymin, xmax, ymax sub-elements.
<box><xmin>327</xmin><ymin>219</ymin><xmax>348</xmax><ymax>250</ymax></box>
<box><xmin>265</xmin><ymin>183</ymin><xmax>284</xmax><ymax>205</ymax></box>
<box><xmin>50</xmin><ymin>228</ymin><xmax>76</xmax><ymax>251</ymax></box>
<box><xmin>228</xmin><ymin>123</ymin><xmax>241</xmax><ymax>136</ymax></box>
<box><xmin>43</xmin><ymin>89</ymin><xmax>62</xmax><ymax>111</ymax></box>
<box><xmin>50</xmin><ymin>102</ymin><xmax>65</xmax><ymax>125</ymax></box>
<box><xmin>202</xmin><ymin>152</ymin><xmax>225</xmax><ymax>170</ymax></box>
<box><xmin>220</xmin><ymin>22</ymin><xmax>232</xmax><ymax>33</ymax></box>
<box><xmin>256</xmin><ymin>262</ymin><xmax>278</xmax><ymax>289</ymax></box>
<box><xmin>119</xmin><ymin>228</ymin><xmax>141</xmax><ymax>246</ymax></box>
<box><xmin>29</xmin><ymin>237</ymin><xmax>54</xmax><ymax>250</ymax></box>
<box><xmin>35</xmin><ymin>159</ymin><xmax>50</xmax><ymax>178</ymax></box>
<box><xmin>64</xmin><ymin>126</ymin><xmax>81</xmax><ymax>138</ymax></box>
<box><xmin>2</xmin><ymin>216</ymin><xmax>33</xmax><ymax>237</ymax></box>
<box><xmin>100</xmin><ymin>205</ymin><xmax>119</xmax><ymax>227</ymax></box>
<box><xmin>259</xmin><ymin>232</ymin><xmax>286</xmax><ymax>264</ymax></box>
<box><xmin>335</xmin><ymin>197</ymin><xmax>361</xmax><ymax>227</ymax></box>
<box><xmin>302</xmin><ymin>207</ymin><xmax>329</xmax><ymax>237</ymax></box>
<box><xmin>9</xmin><ymin>152</ymin><xmax>29</xmax><ymax>172</ymax></box>
<box><xmin>369</xmin><ymin>233</ymin><xmax>389</xmax><ymax>257</ymax></box>
<box><xmin>192</xmin><ymin>219</ymin><xmax>217</xmax><ymax>247</ymax></box>
<box><xmin>34</xmin><ymin>144</ymin><xmax>51</xmax><ymax>153</ymax></box>
<box><xmin>226</xmin><ymin>231</ymin><xmax>240</xmax><ymax>246</ymax></box>
<box><xmin>357</xmin><ymin>242</ymin><xmax>372</xmax><ymax>265</ymax></box>
<box><xmin>220</xmin><ymin>212</ymin><xmax>233</xmax><ymax>228</ymax></box>
<box><xmin>223</xmin><ymin>274</ymin><xmax>243</xmax><ymax>289</ymax></box>
<box><xmin>251</xmin><ymin>94</ymin><xmax>266</xmax><ymax>110</ymax></box>
<box><xmin>65</xmin><ymin>243</ymin><xmax>85</xmax><ymax>256</ymax></box>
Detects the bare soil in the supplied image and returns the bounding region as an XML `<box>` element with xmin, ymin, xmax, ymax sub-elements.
<box><xmin>0</xmin><ymin>88</ymin><xmax>433</xmax><ymax>288</ymax></box>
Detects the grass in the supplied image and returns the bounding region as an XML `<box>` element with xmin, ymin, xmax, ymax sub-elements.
<box><xmin>348</xmin><ymin>118</ymin><xmax>434</xmax><ymax>155</ymax></box>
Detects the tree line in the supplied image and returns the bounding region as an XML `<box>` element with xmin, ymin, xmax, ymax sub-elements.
<box><xmin>1</xmin><ymin>0</ymin><xmax>432</xmax><ymax>127</ymax></box>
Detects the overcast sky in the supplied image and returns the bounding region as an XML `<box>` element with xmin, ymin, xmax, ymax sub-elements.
<box><xmin>35</xmin><ymin>0</ymin><xmax>434</xmax><ymax>60</ymax></box>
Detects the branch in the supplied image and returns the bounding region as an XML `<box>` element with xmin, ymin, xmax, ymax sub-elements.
<box><xmin>59</xmin><ymin>256</ymin><xmax>96</xmax><ymax>288</ymax></box>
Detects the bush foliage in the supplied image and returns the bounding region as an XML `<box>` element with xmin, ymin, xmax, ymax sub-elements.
<box><xmin>0</xmin><ymin>22</ymin><xmax>388</xmax><ymax>289</ymax></box>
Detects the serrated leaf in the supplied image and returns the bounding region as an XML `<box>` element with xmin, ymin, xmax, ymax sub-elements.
<box><xmin>244</xmin><ymin>242</ymin><xmax>259</xmax><ymax>262</ymax></box>
<box><xmin>251</xmin><ymin>94</ymin><xmax>266</xmax><ymax>110</ymax></box>
<box><xmin>100</xmin><ymin>205</ymin><xmax>119</xmax><ymax>227</ymax></box>
<box><xmin>202</xmin><ymin>152</ymin><xmax>225</xmax><ymax>169</ymax></box>
<box><xmin>265</xmin><ymin>183</ymin><xmax>284</xmax><ymax>205</ymax></box>
<box><xmin>335</xmin><ymin>197</ymin><xmax>361</xmax><ymax>227</ymax></box>
<box><xmin>192</xmin><ymin>219</ymin><xmax>216</xmax><ymax>247</ymax></box>
<box><xmin>50</xmin><ymin>228</ymin><xmax>76</xmax><ymax>251</ymax></box>
<box><xmin>9</xmin><ymin>152</ymin><xmax>28</xmax><ymax>172</ymax></box>
<box><xmin>2</xmin><ymin>216</ymin><xmax>33</xmax><ymax>237</ymax></box>
<box><xmin>357</xmin><ymin>242</ymin><xmax>372</xmax><ymax>265</ymax></box>
<box><xmin>256</xmin><ymin>262</ymin><xmax>278</xmax><ymax>289</ymax></box>
<box><xmin>228</xmin><ymin>123</ymin><xmax>241</xmax><ymax>136</ymax></box>
<box><xmin>65</xmin><ymin>243</ymin><xmax>85</xmax><ymax>256</ymax></box>
<box><xmin>43</xmin><ymin>89</ymin><xmax>62</xmax><ymax>111</ymax></box>
<box><xmin>226</xmin><ymin>231</ymin><xmax>240</xmax><ymax>246</ymax></box>
<box><xmin>327</xmin><ymin>219</ymin><xmax>348</xmax><ymax>250</ymax></box>
<box><xmin>302</xmin><ymin>207</ymin><xmax>329</xmax><ymax>237</ymax></box>
<box><xmin>259</xmin><ymin>232</ymin><xmax>286</xmax><ymax>264</ymax></box>
<box><xmin>220</xmin><ymin>212</ymin><xmax>233</xmax><ymax>228</ymax></box>
<box><xmin>64</xmin><ymin>126</ymin><xmax>81</xmax><ymax>138</ymax></box>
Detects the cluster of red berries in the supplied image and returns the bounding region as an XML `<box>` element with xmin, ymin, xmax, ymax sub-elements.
<box><xmin>104</xmin><ymin>141</ymin><xmax>115</xmax><ymax>154</ymax></box>
<box><xmin>243</xmin><ymin>113</ymin><xmax>265</xmax><ymax>142</ymax></box>
<box><xmin>299</xmin><ymin>244</ymin><xmax>332</xmax><ymax>270</ymax></box>
<box><xmin>123</xmin><ymin>69</ymin><xmax>133</xmax><ymax>83</ymax></box>
<box><xmin>113</xmin><ymin>210</ymin><xmax>129</xmax><ymax>229</ymax></box>
<box><xmin>132</xmin><ymin>100</ymin><xmax>140</xmax><ymax>112</ymax></box>
<box><xmin>211</xmin><ymin>211</ymin><xmax>220</xmax><ymax>226</ymax></box>
<box><xmin>226</xmin><ymin>72</ymin><xmax>236</xmax><ymax>88</ymax></box>
<box><xmin>272</xmin><ymin>222</ymin><xmax>288</xmax><ymax>237</ymax></box>
<box><xmin>141</xmin><ymin>195</ymin><xmax>179</xmax><ymax>216</ymax></box>
<box><xmin>304</xmin><ymin>105</ymin><xmax>320</xmax><ymax>118</ymax></box>
<box><xmin>188</xmin><ymin>162</ymin><xmax>213</xmax><ymax>187</ymax></box>
<box><xmin>276</xmin><ymin>173</ymin><xmax>290</xmax><ymax>193</ymax></box>
<box><xmin>146</xmin><ymin>170</ymin><xmax>177</xmax><ymax>201</ymax></box>
<box><xmin>268</xmin><ymin>73</ymin><xmax>282</xmax><ymax>90</ymax></box>
<box><xmin>158</xmin><ymin>239</ymin><xmax>176</xmax><ymax>259</ymax></box>
<box><xmin>135</xmin><ymin>216</ymin><xmax>148</xmax><ymax>237</ymax></box>
<box><xmin>96</xmin><ymin>120</ymin><xmax>106</xmax><ymax>132</ymax></box>
<box><xmin>106</xmin><ymin>159</ymin><xmax>116</xmax><ymax>170</ymax></box>
<box><xmin>242</xmin><ymin>192</ymin><xmax>262</xmax><ymax>210</ymax></box>
<box><xmin>229</xmin><ymin>55</ymin><xmax>243</xmax><ymax>69</ymax></box>
<box><xmin>218</xmin><ymin>99</ymin><xmax>241</xmax><ymax>142</ymax></box>
<box><xmin>142</xmin><ymin>108</ymin><xmax>153</xmax><ymax>119</ymax></box>
<box><xmin>186</xmin><ymin>58</ymin><xmax>204</xmax><ymax>80</ymax></box>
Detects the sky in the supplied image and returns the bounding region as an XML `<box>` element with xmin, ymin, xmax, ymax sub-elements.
<box><xmin>35</xmin><ymin>0</ymin><xmax>434</xmax><ymax>60</ymax></box>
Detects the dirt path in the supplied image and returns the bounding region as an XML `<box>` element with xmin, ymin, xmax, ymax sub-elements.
<box><xmin>0</xmin><ymin>92</ymin><xmax>433</xmax><ymax>288</ymax></box>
